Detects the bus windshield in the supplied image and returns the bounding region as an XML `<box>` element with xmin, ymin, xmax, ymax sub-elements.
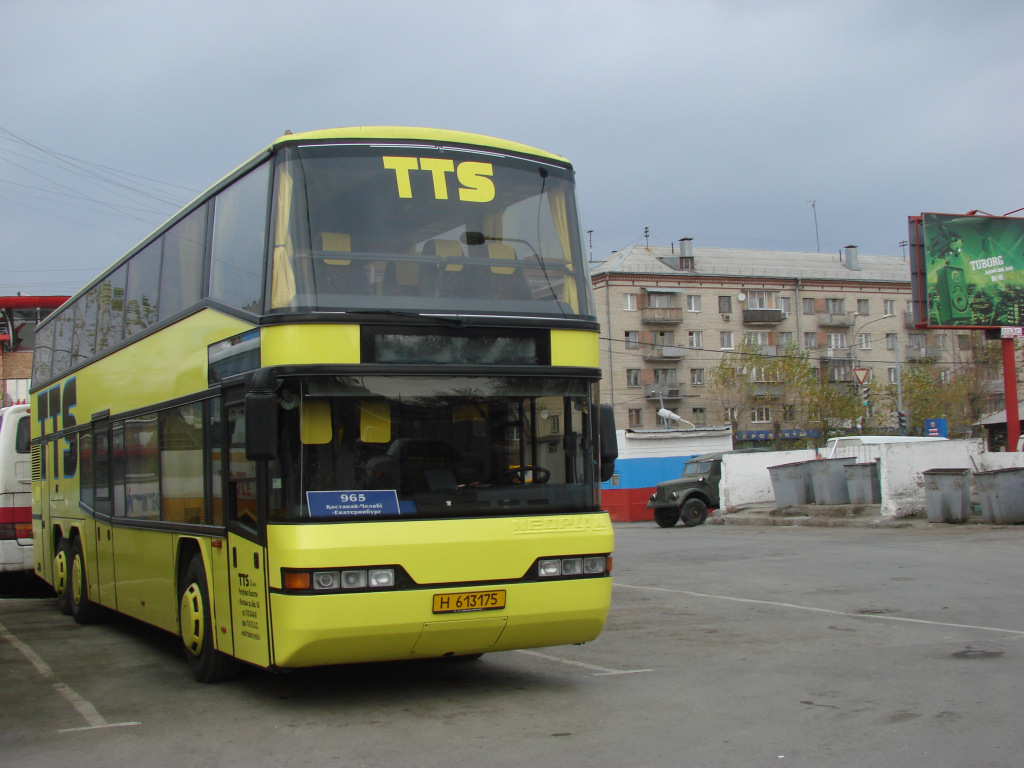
<box><xmin>267</xmin><ymin>143</ymin><xmax>591</xmax><ymax>318</ymax></box>
<box><xmin>265</xmin><ymin>375</ymin><xmax>597</xmax><ymax>521</ymax></box>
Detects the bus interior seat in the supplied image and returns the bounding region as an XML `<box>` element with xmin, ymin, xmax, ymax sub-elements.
<box><xmin>484</xmin><ymin>243</ymin><xmax>532</xmax><ymax>300</ymax></box>
<box><xmin>316</xmin><ymin>232</ymin><xmax>370</xmax><ymax>296</ymax></box>
<box><xmin>432</xmin><ymin>239</ymin><xmax>476</xmax><ymax>297</ymax></box>
<box><xmin>383</xmin><ymin>243</ymin><xmax>443</xmax><ymax>296</ymax></box>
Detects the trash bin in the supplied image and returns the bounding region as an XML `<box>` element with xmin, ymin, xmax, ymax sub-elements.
<box><xmin>973</xmin><ymin>467</ymin><xmax>1024</xmax><ymax>525</ymax></box>
<box><xmin>810</xmin><ymin>457</ymin><xmax>858</xmax><ymax>505</ymax></box>
<box><xmin>845</xmin><ymin>461</ymin><xmax>881</xmax><ymax>504</ymax></box>
<box><xmin>922</xmin><ymin>468</ymin><xmax>972</xmax><ymax>523</ymax></box>
<box><xmin>768</xmin><ymin>460</ymin><xmax>816</xmax><ymax>508</ymax></box>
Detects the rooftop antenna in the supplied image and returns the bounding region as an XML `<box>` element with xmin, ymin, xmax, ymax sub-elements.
<box><xmin>808</xmin><ymin>200</ymin><xmax>820</xmax><ymax>252</ymax></box>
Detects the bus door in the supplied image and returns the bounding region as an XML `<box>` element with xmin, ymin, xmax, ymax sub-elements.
<box><xmin>34</xmin><ymin>388</ymin><xmax>65</xmax><ymax>582</ymax></box>
<box><xmin>221</xmin><ymin>393</ymin><xmax>271</xmax><ymax>668</ymax></box>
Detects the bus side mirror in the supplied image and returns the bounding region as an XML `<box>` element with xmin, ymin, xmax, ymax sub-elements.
<box><xmin>245</xmin><ymin>368</ymin><xmax>278</xmax><ymax>461</ymax></box>
<box><xmin>599</xmin><ymin>404</ymin><xmax>617</xmax><ymax>483</ymax></box>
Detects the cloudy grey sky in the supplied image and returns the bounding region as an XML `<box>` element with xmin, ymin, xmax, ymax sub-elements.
<box><xmin>1</xmin><ymin>0</ymin><xmax>1021</xmax><ymax>297</ymax></box>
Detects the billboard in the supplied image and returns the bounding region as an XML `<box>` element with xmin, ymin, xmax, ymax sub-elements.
<box><xmin>909</xmin><ymin>213</ymin><xmax>1024</xmax><ymax>328</ymax></box>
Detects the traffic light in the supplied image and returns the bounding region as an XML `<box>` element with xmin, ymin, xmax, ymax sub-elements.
<box><xmin>897</xmin><ymin>411</ymin><xmax>908</xmax><ymax>434</ymax></box>
<box><xmin>860</xmin><ymin>386</ymin><xmax>870</xmax><ymax>406</ymax></box>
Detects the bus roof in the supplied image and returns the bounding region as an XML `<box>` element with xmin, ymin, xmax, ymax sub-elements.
<box><xmin>269</xmin><ymin>126</ymin><xmax>571</xmax><ymax>165</ymax></box>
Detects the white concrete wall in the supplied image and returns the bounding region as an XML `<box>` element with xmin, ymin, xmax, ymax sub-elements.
<box><xmin>825</xmin><ymin>439</ymin><xmax>985</xmax><ymax>516</ymax></box>
<box><xmin>719</xmin><ymin>440</ymin><xmax>987</xmax><ymax>516</ymax></box>
<box><xmin>720</xmin><ymin>450</ymin><xmax>816</xmax><ymax>511</ymax></box>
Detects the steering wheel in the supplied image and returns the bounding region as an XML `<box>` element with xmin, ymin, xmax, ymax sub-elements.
<box><xmin>500</xmin><ymin>465</ymin><xmax>551</xmax><ymax>485</ymax></box>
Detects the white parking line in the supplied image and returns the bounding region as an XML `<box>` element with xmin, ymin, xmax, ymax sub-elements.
<box><xmin>614</xmin><ymin>582</ymin><xmax>1024</xmax><ymax>636</ymax></box>
<box><xmin>515</xmin><ymin>648</ymin><xmax>652</xmax><ymax>675</ymax></box>
<box><xmin>0</xmin><ymin>620</ymin><xmax>141</xmax><ymax>732</ymax></box>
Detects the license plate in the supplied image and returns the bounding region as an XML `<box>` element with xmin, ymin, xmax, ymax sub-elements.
<box><xmin>432</xmin><ymin>589</ymin><xmax>506</xmax><ymax>614</ymax></box>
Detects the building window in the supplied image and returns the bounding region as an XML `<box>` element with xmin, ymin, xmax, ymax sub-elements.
<box><xmin>692</xmin><ymin>407</ymin><xmax>707</xmax><ymax>426</ymax></box>
<box><xmin>549</xmin><ymin>415</ymin><xmax>560</xmax><ymax>434</ymax></box>
<box><xmin>628</xmin><ymin>408</ymin><xmax>643</xmax><ymax>428</ymax></box>
<box><xmin>908</xmin><ymin>333</ymin><xmax>926</xmax><ymax>349</ymax></box>
<box><xmin>884</xmin><ymin>299</ymin><xmax>895</xmax><ymax>315</ymax></box>
<box><xmin>648</xmin><ymin>292</ymin><xmax>673</xmax><ymax>308</ymax></box>
<box><xmin>886</xmin><ymin>333</ymin><xmax>897</xmax><ymax>350</ymax></box>
<box><xmin>826</xmin><ymin>298</ymin><xmax>845</xmax><ymax>315</ymax></box>
<box><xmin>747</xmin><ymin>290</ymin><xmax>778</xmax><ymax>310</ymax></box>
<box><xmin>690</xmin><ymin>368</ymin><xmax>705</xmax><ymax>386</ymax></box>
<box><xmin>724</xmin><ymin>406</ymin><xmax>737</xmax><ymax>423</ymax></box>
<box><xmin>957</xmin><ymin>334</ymin><xmax>971</xmax><ymax>351</ymax></box>
<box><xmin>653</xmin><ymin>368</ymin><xmax>677</xmax><ymax>385</ymax></box>
<box><xmin>804</xmin><ymin>332</ymin><xmax>818</xmax><ymax>350</ymax></box>
<box><xmin>939</xmin><ymin>369</ymin><xmax>951</xmax><ymax>383</ymax></box>
<box><xmin>802</xmin><ymin>298</ymin><xmax>815</xmax><ymax>315</ymax></box>
<box><xmin>781</xmin><ymin>296</ymin><xmax>792</xmax><ymax>316</ymax></box>
<box><xmin>829</xmin><ymin>361</ymin><xmax>854</xmax><ymax>382</ymax></box>
<box><xmin>625</xmin><ymin>331</ymin><xmax>639</xmax><ymax>349</ymax></box>
<box><xmin>718</xmin><ymin>295</ymin><xmax>732</xmax><ymax>314</ymax></box>
<box><xmin>888</xmin><ymin>367</ymin><xmax>897</xmax><ymax>383</ymax></box>
<box><xmin>745</xmin><ymin>331</ymin><xmax>770</xmax><ymax>347</ymax></box>
<box><xmin>623</xmin><ymin>293</ymin><xmax>637</xmax><ymax>311</ymax></box>
<box><xmin>687</xmin><ymin>330</ymin><xmax>703</xmax><ymax>349</ymax></box>
<box><xmin>858</xmin><ymin>333</ymin><xmax>871</xmax><ymax>350</ymax></box>
<box><xmin>686</xmin><ymin>294</ymin><xmax>701</xmax><ymax>312</ymax></box>
<box><xmin>857</xmin><ymin>299</ymin><xmax>870</xmax><ymax>315</ymax></box>
<box><xmin>778</xmin><ymin>331</ymin><xmax>793</xmax><ymax>348</ymax></box>
<box><xmin>751</xmin><ymin>406</ymin><xmax>771</xmax><ymax>423</ymax></box>
<box><xmin>827</xmin><ymin>333</ymin><xmax>847</xmax><ymax>349</ymax></box>
<box><xmin>720</xmin><ymin>331</ymin><xmax>734</xmax><ymax>350</ymax></box>
<box><xmin>626</xmin><ymin>369</ymin><xmax>640</xmax><ymax>387</ymax></box>
<box><xmin>652</xmin><ymin>330</ymin><xmax>675</xmax><ymax>347</ymax></box>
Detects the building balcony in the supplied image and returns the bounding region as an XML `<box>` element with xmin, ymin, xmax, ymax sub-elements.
<box><xmin>821</xmin><ymin>347</ymin><xmax>853</xmax><ymax>360</ymax></box>
<box><xmin>752</xmin><ymin>382</ymin><xmax>784</xmax><ymax>398</ymax></box>
<box><xmin>642</xmin><ymin>345</ymin><xmax>687</xmax><ymax>361</ymax></box>
<box><xmin>906</xmin><ymin>345</ymin><xmax>944</xmax><ymax>361</ymax></box>
<box><xmin>641</xmin><ymin>307</ymin><xmax>684</xmax><ymax>324</ymax></box>
<box><xmin>742</xmin><ymin>308</ymin><xmax>784</xmax><ymax>325</ymax></box>
<box><xmin>645</xmin><ymin>384</ymin><xmax>682</xmax><ymax>401</ymax></box>
<box><xmin>817</xmin><ymin>312</ymin><xmax>856</xmax><ymax>328</ymax></box>
<box><xmin>903</xmin><ymin>311</ymin><xmax>919</xmax><ymax>329</ymax></box>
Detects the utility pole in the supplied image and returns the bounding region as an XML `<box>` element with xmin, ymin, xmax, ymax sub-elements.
<box><xmin>808</xmin><ymin>200</ymin><xmax>820</xmax><ymax>252</ymax></box>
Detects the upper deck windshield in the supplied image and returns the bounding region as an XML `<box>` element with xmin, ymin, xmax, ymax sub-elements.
<box><xmin>267</xmin><ymin>143</ymin><xmax>592</xmax><ymax>318</ymax></box>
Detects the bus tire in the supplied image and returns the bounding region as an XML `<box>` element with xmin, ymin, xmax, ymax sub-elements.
<box><xmin>680</xmin><ymin>498</ymin><xmax>708</xmax><ymax>527</ymax></box>
<box><xmin>69</xmin><ymin>537</ymin><xmax>100</xmax><ymax>624</ymax></box>
<box><xmin>180</xmin><ymin>554</ymin><xmax>239</xmax><ymax>683</ymax></box>
<box><xmin>54</xmin><ymin>537</ymin><xmax>73</xmax><ymax>616</ymax></box>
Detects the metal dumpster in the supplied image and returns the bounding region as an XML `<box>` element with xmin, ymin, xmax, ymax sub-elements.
<box><xmin>768</xmin><ymin>460</ymin><xmax>817</xmax><ymax>508</ymax></box>
<box><xmin>844</xmin><ymin>461</ymin><xmax>881</xmax><ymax>504</ymax></box>
<box><xmin>973</xmin><ymin>466</ymin><xmax>1024</xmax><ymax>525</ymax></box>
<box><xmin>922</xmin><ymin>468</ymin><xmax>972</xmax><ymax>523</ymax></box>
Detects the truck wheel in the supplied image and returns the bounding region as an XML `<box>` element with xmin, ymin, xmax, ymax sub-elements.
<box><xmin>70</xmin><ymin>537</ymin><xmax>100</xmax><ymax>624</ymax></box>
<box><xmin>654</xmin><ymin>510</ymin><xmax>679</xmax><ymax>528</ymax></box>
<box><xmin>680</xmin><ymin>498</ymin><xmax>708</xmax><ymax>527</ymax></box>
<box><xmin>53</xmin><ymin>537</ymin><xmax>73</xmax><ymax>615</ymax></box>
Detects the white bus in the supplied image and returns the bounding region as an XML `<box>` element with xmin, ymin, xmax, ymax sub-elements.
<box><xmin>0</xmin><ymin>404</ymin><xmax>33</xmax><ymax>572</ymax></box>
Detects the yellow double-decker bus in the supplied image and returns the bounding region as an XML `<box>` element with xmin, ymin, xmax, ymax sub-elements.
<box><xmin>31</xmin><ymin>127</ymin><xmax>617</xmax><ymax>682</ymax></box>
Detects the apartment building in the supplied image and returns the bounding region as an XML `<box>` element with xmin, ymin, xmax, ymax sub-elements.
<box><xmin>591</xmin><ymin>240</ymin><xmax>989</xmax><ymax>443</ymax></box>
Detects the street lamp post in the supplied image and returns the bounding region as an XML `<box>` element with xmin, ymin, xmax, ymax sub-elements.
<box><xmin>851</xmin><ymin>313</ymin><xmax>897</xmax><ymax>426</ymax></box>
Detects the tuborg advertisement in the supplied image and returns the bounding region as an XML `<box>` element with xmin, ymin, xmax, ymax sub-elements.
<box><xmin>917</xmin><ymin>213</ymin><xmax>1024</xmax><ymax>328</ymax></box>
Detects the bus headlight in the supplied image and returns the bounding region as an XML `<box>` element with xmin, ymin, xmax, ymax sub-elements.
<box><xmin>537</xmin><ymin>555</ymin><xmax>610</xmax><ymax>579</ymax></box>
<box><xmin>313</xmin><ymin>571</ymin><xmax>341</xmax><ymax>590</ymax></box>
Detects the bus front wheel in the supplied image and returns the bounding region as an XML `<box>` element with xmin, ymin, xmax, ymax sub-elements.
<box><xmin>70</xmin><ymin>537</ymin><xmax>100</xmax><ymax>624</ymax></box>
<box><xmin>179</xmin><ymin>554</ymin><xmax>239</xmax><ymax>683</ymax></box>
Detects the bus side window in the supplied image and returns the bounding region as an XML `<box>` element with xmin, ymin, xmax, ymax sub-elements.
<box><xmin>15</xmin><ymin>417</ymin><xmax>30</xmax><ymax>454</ymax></box>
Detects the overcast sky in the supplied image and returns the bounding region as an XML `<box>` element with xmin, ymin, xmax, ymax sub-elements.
<box><xmin>1</xmin><ymin>0</ymin><xmax>1021</xmax><ymax>297</ymax></box>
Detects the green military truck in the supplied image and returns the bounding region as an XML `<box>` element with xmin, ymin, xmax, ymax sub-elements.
<box><xmin>647</xmin><ymin>451</ymin><xmax>727</xmax><ymax>528</ymax></box>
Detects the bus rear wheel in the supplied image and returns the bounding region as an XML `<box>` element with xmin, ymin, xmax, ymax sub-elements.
<box><xmin>180</xmin><ymin>554</ymin><xmax>239</xmax><ymax>683</ymax></box>
<box><xmin>70</xmin><ymin>537</ymin><xmax>100</xmax><ymax>624</ymax></box>
<box><xmin>53</xmin><ymin>538</ymin><xmax>72</xmax><ymax>615</ymax></box>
